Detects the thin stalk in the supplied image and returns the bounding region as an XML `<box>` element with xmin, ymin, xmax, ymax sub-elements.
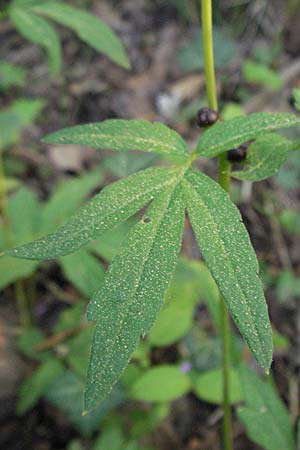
<box><xmin>201</xmin><ymin>2</ymin><xmax>233</xmax><ymax>449</ymax></box>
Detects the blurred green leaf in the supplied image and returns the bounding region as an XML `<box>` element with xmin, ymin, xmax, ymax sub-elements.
<box><xmin>148</xmin><ymin>258</ymin><xmax>203</xmax><ymax>347</ymax></box>
<box><xmin>193</xmin><ymin>367</ymin><xmax>243</xmax><ymax>404</ymax></box>
<box><xmin>129</xmin><ymin>365</ymin><xmax>191</xmax><ymax>402</ymax></box>
<box><xmin>237</xmin><ymin>366</ymin><xmax>294</xmax><ymax>450</ymax></box>
<box><xmin>67</xmin><ymin>326</ymin><xmax>94</xmax><ymax>378</ymax></box>
<box><xmin>17</xmin><ymin>327</ymin><xmax>50</xmax><ymax>361</ymax></box>
<box><xmin>17</xmin><ymin>359</ymin><xmax>64</xmax><ymax>414</ymax></box>
<box><xmin>93</xmin><ymin>423</ymin><xmax>125</xmax><ymax>450</ymax></box>
<box><xmin>243</xmin><ymin>60</ymin><xmax>283</xmax><ymax>90</ymax></box>
<box><xmin>10</xmin><ymin>6</ymin><xmax>62</xmax><ymax>76</ymax></box>
<box><xmin>32</xmin><ymin>1</ymin><xmax>130</xmax><ymax>69</ymax></box>
<box><xmin>61</xmin><ymin>250</ymin><xmax>105</xmax><ymax>297</ymax></box>
<box><xmin>0</xmin><ymin>61</ymin><xmax>26</xmax><ymax>90</ymax></box>
<box><xmin>279</xmin><ymin>209</ymin><xmax>300</xmax><ymax>236</ymax></box>
<box><xmin>178</xmin><ymin>29</ymin><xmax>237</xmax><ymax>72</ymax></box>
<box><xmin>0</xmin><ymin>98</ymin><xmax>44</xmax><ymax>149</ymax></box>
<box><xmin>103</xmin><ymin>152</ymin><xmax>158</xmax><ymax>179</ymax></box>
<box><xmin>46</xmin><ymin>371</ymin><xmax>125</xmax><ymax>436</ymax></box>
<box><xmin>41</xmin><ymin>170</ymin><xmax>103</xmax><ymax>234</ymax></box>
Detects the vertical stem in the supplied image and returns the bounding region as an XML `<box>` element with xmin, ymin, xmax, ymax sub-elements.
<box><xmin>201</xmin><ymin>2</ymin><xmax>233</xmax><ymax>449</ymax></box>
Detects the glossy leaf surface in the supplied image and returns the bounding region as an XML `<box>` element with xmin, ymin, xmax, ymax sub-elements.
<box><xmin>85</xmin><ymin>184</ymin><xmax>185</xmax><ymax>410</ymax></box>
<box><xmin>196</xmin><ymin>113</ymin><xmax>300</xmax><ymax>158</ymax></box>
<box><xmin>183</xmin><ymin>169</ymin><xmax>273</xmax><ymax>371</ymax></box>
<box><xmin>43</xmin><ymin>120</ymin><xmax>190</xmax><ymax>159</ymax></box>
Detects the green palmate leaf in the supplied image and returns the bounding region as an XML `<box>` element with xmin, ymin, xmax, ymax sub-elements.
<box><xmin>182</xmin><ymin>169</ymin><xmax>273</xmax><ymax>370</ymax></box>
<box><xmin>31</xmin><ymin>2</ymin><xmax>130</xmax><ymax>69</ymax></box>
<box><xmin>43</xmin><ymin>120</ymin><xmax>190</xmax><ymax>160</ymax></box>
<box><xmin>129</xmin><ymin>365</ymin><xmax>191</xmax><ymax>402</ymax></box>
<box><xmin>6</xmin><ymin>166</ymin><xmax>179</xmax><ymax>260</ymax></box>
<box><xmin>193</xmin><ymin>367</ymin><xmax>243</xmax><ymax>404</ymax></box>
<box><xmin>85</xmin><ymin>183</ymin><xmax>186</xmax><ymax>410</ymax></box>
<box><xmin>60</xmin><ymin>250</ymin><xmax>105</xmax><ymax>298</ymax></box>
<box><xmin>237</xmin><ymin>366</ymin><xmax>294</xmax><ymax>450</ymax></box>
<box><xmin>10</xmin><ymin>7</ymin><xmax>61</xmax><ymax>76</ymax></box>
<box><xmin>196</xmin><ymin>112</ymin><xmax>300</xmax><ymax>158</ymax></box>
<box><xmin>232</xmin><ymin>134</ymin><xmax>298</xmax><ymax>181</ymax></box>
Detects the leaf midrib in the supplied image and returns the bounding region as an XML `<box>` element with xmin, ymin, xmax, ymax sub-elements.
<box><xmin>184</xmin><ymin>178</ymin><xmax>268</xmax><ymax>365</ymax></box>
<box><xmin>52</xmin><ymin>130</ymin><xmax>187</xmax><ymax>156</ymax></box>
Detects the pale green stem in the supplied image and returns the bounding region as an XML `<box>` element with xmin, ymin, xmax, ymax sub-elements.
<box><xmin>201</xmin><ymin>2</ymin><xmax>233</xmax><ymax>449</ymax></box>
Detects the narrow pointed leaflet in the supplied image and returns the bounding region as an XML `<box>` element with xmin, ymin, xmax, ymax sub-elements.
<box><xmin>43</xmin><ymin>119</ymin><xmax>190</xmax><ymax>160</ymax></box>
<box><xmin>85</xmin><ymin>182</ymin><xmax>186</xmax><ymax>411</ymax></box>
<box><xmin>182</xmin><ymin>169</ymin><xmax>273</xmax><ymax>370</ymax></box>
<box><xmin>6</xmin><ymin>166</ymin><xmax>179</xmax><ymax>260</ymax></box>
<box><xmin>196</xmin><ymin>112</ymin><xmax>300</xmax><ymax>158</ymax></box>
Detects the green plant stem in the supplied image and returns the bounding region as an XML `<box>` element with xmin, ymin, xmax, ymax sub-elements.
<box><xmin>0</xmin><ymin>148</ymin><xmax>9</xmax><ymax>229</ymax></box>
<box><xmin>15</xmin><ymin>279</ymin><xmax>31</xmax><ymax>328</ymax></box>
<box><xmin>201</xmin><ymin>2</ymin><xmax>233</xmax><ymax>449</ymax></box>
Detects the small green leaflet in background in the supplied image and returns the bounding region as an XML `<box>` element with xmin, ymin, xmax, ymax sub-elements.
<box><xmin>31</xmin><ymin>1</ymin><xmax>130</xmax><ymax>70</ymax></box>
<box><xmin>232</xmin><ymin>134</ymin><xmax>299</xmax><ymax>182</ymax></box>
<box><xmin>10</xmin><ymin>7</ymin><xmax>61</xmax><ymax>76</ymax></box>
<box><xmin>196</xmin><ymin>112</ymin><xmax>300</xmax><ymax>158</ymax></box>
<box><xmin>129</xmin><ymin>365</ymin><xmax>191</xmax><ymax>402</ymax></box>
<box><xmin>182</xmin><ymin>169</ymin><xmax>273</xmax><ymax>371</ymax></box>
<box><xmin>292</xmin><ymin>88</ymin><xmax>300</xmax><ymax>112</ymax></box>
<box><xmin>0</xmin><ymin>61</ymin><xmax>26</xmax><ymax>90</ymax></box>
<box><xmin>237</xmin><ymin>366</ymin><xmax>295</xmax><ymax>450</ymax></box>
<box><xmin>17</xmin><ymin>359</ymin><xmax>64</xmax><ymax>414</ymax></box>
<box><xmin>193</xmin><ymin>367</ymin><xmax>243</xmax><ymax>405</ymax></box>
<box><xmin>243</xmin><ymin>60</ymin><xmax>283</xmax><ymax>91</ymax></box>
<box><xmin>9</xmin><ymin>0</ymin><xmax>130</xmax><ymax>74</ymax></box>
<box><xmin>0</xmin><ymin>98</ymin><xmax>44</xmax><ymax>150</ymax></box>
<box><xmin>43</xmin><ymin>120</ymin><xmax>190</xmax><ymax>160</ymax></box>
<box><xmin>6</xmin><ymin>166</ymin><xmax>180</xmax><ymax>260</ymax></box>
<box><xmin>85</xmin><ymin>184</ymin><xmax>186</xmax><ymax>410</ymax></box>
<box><xmin>177</xmin><ymin>29</ymin><xmax>237</xmax><ymax>72</ymax></box>
<box><xmin>148</xmin><ymin>258</ymin><xmax>203</xmax><ymax>347</ymax></box>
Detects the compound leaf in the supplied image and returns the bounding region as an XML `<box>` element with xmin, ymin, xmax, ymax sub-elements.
<box><xmin>196</xmin><ymin>113</ymin><xmax>300</xmax><ymax>158</ymax></box>
<box><xmin>237</xmin><ymin>366</ymin><xmax>294</xmax><ymax>450</ymax></box>
<box><xmin>182</xmin><ymin>169</ymin><xmax>273</xmax><ymax>371</ymax></box>
<box><xmin>32</xmin><ymin>1</ymin><xmax>130</xmax><ymax>69</ymax></box>
<box><xmin>6</xmin><ymin>166</ymin><xmax>180</xmax><ymax>260</ymax></box>
<box><xmin>85</xmin><ymin>183</ymin><xmax>185</xmax><ymax>411</ymax></box>
<box><xmin>10</xmin><ymin>7</ymin><xmax>61</xmax><ymax>76</ymax></box>
<box><xmin>232</xmin><ymin>134</ymin><xmax>299</xmax><ymax>181</ymax></box>
<box><xmin>43</xmin><ymin>120</ymin><xmax>190</xmax><ymax>160</ymax></box>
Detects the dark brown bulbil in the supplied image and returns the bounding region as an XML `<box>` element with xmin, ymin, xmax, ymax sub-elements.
<box><xmin>196</xmin><ymin>107</ymin><xmax>219</xmax><ymax>127</ymax></box>
<box><xmin>227</xmin><ymin>140</ymin><xmax>253</xmax><ymax>163</ymax></box>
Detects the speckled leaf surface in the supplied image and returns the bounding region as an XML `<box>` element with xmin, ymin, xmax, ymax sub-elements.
<box><xmin>6</xmin><ymin>166</ymin><xmax>178</xmax><ymax>260</ymax></box>
<box><xmin>237</xmin><ymin>366</ymin><xmax>294</xmax><ymax>450</ymax></box>
<box><xmin>10</xmin><ymin>7</ymin><xmax>61</xmax><ymax>76</ymax></box>
<box><xmin>84</xmin><ymin>184</ymin><xmax>185</xmax><ymax>411</ymax></box>
<box><xmin>196</xmin><ymin>113</ymin><xmax>300</xmax><ymax>158</ymax></box>
<box><xmin>182</xmin><ymin>169</ymin><xmax>272</xmax><ymax>370</ymax></box>
<box><xmin>232</xmin><ymin>134</ymin><xmax>297</xmax><ymax>181</ymax></box>
<box><xmin>32</xmin><ymin>1</ymin><xmax>130</xmax><ymax>69</ymax></box>
<box><xmin>43</xmin><ymin>120</ymin><xmax>190</xmax><ymax>160</ymax></box>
